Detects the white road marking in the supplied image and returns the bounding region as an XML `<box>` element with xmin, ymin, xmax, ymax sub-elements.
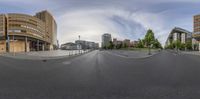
<box><xmin>62</xmin><ymin>61</ymin><xmax>71</xmax><ymax>65</ymax></box>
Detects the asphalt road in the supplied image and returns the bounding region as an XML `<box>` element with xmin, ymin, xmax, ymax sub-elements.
<box><xmin>0</xmin><ymin>50</ymin><xmax>200</xmax><ymax>99</ymax></box>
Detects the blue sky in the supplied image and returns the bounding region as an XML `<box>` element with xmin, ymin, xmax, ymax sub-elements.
<box><xmin>0</xmin><ymin>0</ymin><xmax>199</xmax><ymax>46</ymax></box>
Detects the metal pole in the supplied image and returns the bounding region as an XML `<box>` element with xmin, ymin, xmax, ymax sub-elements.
<box><xmin>7</xmin><ymin>34</ymin><xmax>10</xmax><ymax>52</ymax></box>
<box><xmin>37</xmin><ymin>40</ymin><xmax>39</xmax><ymax>51</ymax></box>
<box><xmin>13</xmin><ymin>35</ymin><xmax>15</xmax><ymax>56</ymax></box>
<box><xmin>25</xmin><ymin>36</ymin><xmax>27</xmax><ymax>52</ymax></box>
<box><xmin>78</xmin><ymin>35</ymin><xmax>80</xmax><ymax>54</ymax></box>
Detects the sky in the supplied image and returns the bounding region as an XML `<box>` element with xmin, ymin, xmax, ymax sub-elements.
<box><xmin>0</xmin><ymin>0</ymin><xmax>200</xmax><ymax>46</ymax></box>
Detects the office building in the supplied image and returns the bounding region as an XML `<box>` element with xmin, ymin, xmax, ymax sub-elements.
<box><xmin>193</xmin><ymin>14</ymin><xmax>200</xmax><ymax>50</ymax></box>
<box><xmin>35</xmin><ymin>10</ymin><xmax>57</xmax><ymax>50</ymax></box>
<box><xmin>61</xmin><ymin>42</ymin><xmax>81</xmax><ymax>50</ymax></box>
<box><xmin>102</xmin><ymin>33</ymin><xmax>111</xmax><ymax>48</ymax></box>
<box><xmin>75</xmin><ymin>40</ymin><xmax>98</xmax><ymax>49</ymax></box>
<box><xmin>194</xmin><ymin>14</ymin><xmax>200</xmax><ymax>34</ymax></box>
<box><xmin>0</xmin><ymin>10</ymin><xmax>57</xmax><ymax>53</ymax></box>
<box><xmin>165</xmin><ymin>27</ymin><xmax>192</xmax><ymax>47</ymax></box>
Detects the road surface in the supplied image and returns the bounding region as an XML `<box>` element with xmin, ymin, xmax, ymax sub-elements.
<box><xmin>0</xmin><ymin>50</ymin><xmax>200</xmax><ymax>99</ymax></box>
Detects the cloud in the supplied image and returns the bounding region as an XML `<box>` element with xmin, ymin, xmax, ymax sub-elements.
<box><xmin>57</xmin><ymin>7</ymin><xmax>170</xmax><ymax>46</ymax></box>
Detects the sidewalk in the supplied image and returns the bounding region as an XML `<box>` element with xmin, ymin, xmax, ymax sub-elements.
<box><xmin>181</xmin><ymin>51</ymin><xmax>200</xmax><ymax>56</ymax></box>
<box><xmin>0</xmin><ymin>50</ymin><xmax>91</xmax><ymax>60</ymax></box>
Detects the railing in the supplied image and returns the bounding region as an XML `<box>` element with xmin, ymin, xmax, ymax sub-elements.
<box><xmin>67</xmin><ymin>49</ymin><xmax>94</xmax><ymax>56</ymax></box>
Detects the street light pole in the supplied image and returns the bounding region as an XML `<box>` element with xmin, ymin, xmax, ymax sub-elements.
<box><xmin>13</xmin><ymin>35</ymin><xmax>15</xmax><ymax>56</ymax></box>
<box><xmin>78</xmin><ymin>35</ymin><xmax>80</xmax><ymax>54</ymax></box>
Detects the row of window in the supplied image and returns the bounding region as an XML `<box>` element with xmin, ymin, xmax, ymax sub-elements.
<box><xmin>8</xmin><ymin>29</ymin><xmax>22</xmax><ymax>33</ymax></box>
<box><xmin>8</xmin><ymin>16</ymin><xmax>40</xmax><ymax>22</ymax></box>
<box><xmin>21</xmin><ymin>25</ymin><xmax>44</xmax><ymax>34</ymax></box>
<box><xmin>8</xmin><ymin>29</ymin><xmax>44</xmax><ymax>39</ymax></box>
<box><xmin>9</xmin><ymin>22</ymin><xmax>44</xmax><ymax>31</ymax></box>
<box><xmin>8</xmin><ymin>24</ymin><xmax>44</xmax><ymax>34</ymax></box>
<box><xmin>9</xmin><ymin>20</ymin><xmax>38</xmax><ymax>27</ymax></box>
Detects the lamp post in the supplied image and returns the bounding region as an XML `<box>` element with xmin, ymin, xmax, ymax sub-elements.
<box><xmin>78</xmin><ymin>35</ymin><xmax>80</xmax><ymax>54</ymax></box>
<box><xmin>13</xmin><ymin>35</ymin><xmax>15</xmax><ymax>56</ymax></box>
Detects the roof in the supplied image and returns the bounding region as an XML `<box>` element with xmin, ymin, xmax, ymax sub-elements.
<box><xmin>172</xmin><ymin>27</ymin><xmax>192</xmax><ymax>34</ymax></box>
<box><xmin>62</xmin><ymin>42</ymin><xmax>76</xmax><ymax>46</ymax></box>
<box><xmin>165</xmin><ymin>27</ymin><xmax>192</xmax><ymax>45</ymax></box>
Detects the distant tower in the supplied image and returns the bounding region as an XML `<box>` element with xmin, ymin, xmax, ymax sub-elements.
<box><xmin>102</xmin><ymin>33</ymin><xmax>112</xmax><ymax>48</ymax></box>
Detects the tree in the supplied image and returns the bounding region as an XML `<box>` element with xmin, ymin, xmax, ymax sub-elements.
<box><xmin>103</xmin><ymin>46</ymin><xmax>107</xmax><ymax>49</ymax></box>
<box><xmin>144</xmin><ymin>29</ymin><xmax>155</xmax><ymax>55</ymax></box>
<box><xmin>123</xmin><ymin>43</ymin><xmax>128</xmax><ymax>48</ymax></box>
<box><xmin>185</xmin><ymin>41</ymin><xmax>192</xmax><ymax>50</ymax></box>
<box><xmin>117</xmin><ymin>43</ymin><xmax>123</xmax><ymax>49</ymax></box>
<box><xmin>167</xmin><ymin>43</ymin><xmax>175</xmax><ymax>49</ymax></box>
<box><xmin>174</xmin><ymin>40</ymin><xmax>181</xmax><ymax>51</ymax></box>
<box><xmin>153</xmin><ymin>39</ymin><xmax>162</xmax><ymax>49</ymax></box>
<box><xmin>108</xmin><ymin>41</ymin><xmax>114</xmax><ymax>49</ymax></box>
<box><xmin>137</xmin><ymin>39</ymin><xmax>144</xmax><ymax>48</ymax></box>
<box><xmin>180</xmin><ymin>43</ymin><xmax>186</xmax><ymax>50</ymax></box>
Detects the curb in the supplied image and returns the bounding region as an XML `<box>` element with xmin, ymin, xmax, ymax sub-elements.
<box><xmin>105</xmin><ymin>50</ymin><xmax>162</xmax><ymax>59</ymax></box>
<box><xmin>180</xmin><ymin>52</ymin><xmax>200</xmax><ymax>56</ymax></box>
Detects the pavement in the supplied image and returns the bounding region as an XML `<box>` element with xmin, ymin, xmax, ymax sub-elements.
<box><xmin>0</xmin><ymin>50</ymin><xmax>90</xmax><ymax>60</ymax></box>
<box><xmin>0</xmin><ymin>50</ymin><xmax>200</xmax><ymax>99</ymax></box>
<box><xmin>106</xmin><ymin>49</ymin><xmax>160</xmax><ymax>59</ymax></box>
<box><xmin>181</xmin><ymin>51</ymin><xmax>200</xmax><ymax>56</ymax></box>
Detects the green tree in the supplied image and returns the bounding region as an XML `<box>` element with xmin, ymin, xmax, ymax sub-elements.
<box><xmin>116</xmin><ymin>43</ymin><xmax>123</xmax><ymax>49</ymax></box>
<box><xmin>174</xmin><ymin>40</ymin><xmax>181</xmax><ymax>51</ymax></box>
<box><xmin>144</xmin><ymin>29</ymin><xmax>155</xmax><ymax>55</ymax></box>
<box><xmin>153</xmin><ymin>39</ymin><xmax>162</xmax><ymax>49</ymax></box>
<box><xmin>108</xmin><ymin>41</ymin><xmax>114</xmax><ymax>49</ymax></box>
<box><xmin>185</xmin><ymin>41</ymin><xmax>192</xmax><ymax>50</ymax></box>
<box><xmin>180</xmin><ymin>43</ymin><xmax>186</xmax><ymax>50</ymax></box>
<box><xmin>167</xmin><ymin>43</ymin><xmax>175</xmax><ymax>49</ymax></box>
<box><xmin>103</xmin><ymin>46</ymin><xmax>107</xmax><ymax>49</ymax></box>
<box><xmin>123</xmin><ymin>43</ymin><xmax>128</xmax><ymax>48</ymax></box>
<box><xmin>137</xmin><ymin>39</ymin><xmax>144</xmax><ymax>48</ymax></box>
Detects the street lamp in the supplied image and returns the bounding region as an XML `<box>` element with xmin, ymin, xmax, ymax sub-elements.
<box><xmin>78</xmin><ymin>35</ymin><xmax>80</xmax><ymax>54</ymax></box>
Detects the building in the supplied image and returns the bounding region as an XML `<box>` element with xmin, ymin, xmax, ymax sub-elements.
<box><xmin>0</xmin><ymin>11</ymin><xmax>57</xmax><ymax>53</ymax></box>
<box><xmin>123</xmin><ymin>39</ymin><xmax>131</xmax><ymax>47</ymax></box>
<box><xmin>112</xmin><ymin>38</ymin><xmax>124</xmax><ymax>48</ymax></box>
<box><xmin>194</xmin><ymin>14</ymin><xmax>200</xmax><ymax>34</ymax></box>
<box><xmin>75</xmin><ymin>40</ymin><xmax>98</xmax><ymax>49</ymax></box>
<box><xmin>113</xmin><ymin>38</ymin><xmax>117</xmax><ymax>46</ymax></box>
<box><xmin>86</xmin><ymin>41</ymin><xmax>95</xmax><ymax>49</ymax></box>
<box><xmin>35</xmin><ymin>10</ymin><xmax>57</xmax><ymax>50</ymax></box>
<box><xmin>61</xmin><ymin>42</ymin><xmax>80</xmax><ymax>50</ymax></box>
<box><xmin>193</xmin><ymin>14</ymin><xmax>200</xmax><ymax>50</ymax></box>
<box><xmin>165</xmin><ymin>27</ymin><xmax>192</xmax><ymax>48</ymax></box>
<box><xmin>95</xmin><ymin>43</ymin><xmax>99</xmax><ymax>49</ymax></box>
<box><xmin>75</xmin><ymin>40</ymin><xmax>86</xmax><ymax>49</ymax></box>
<box><xmin>102</xmin><ymin>33</ymin><xmax>111</xmax><ymax>48</ymax></box>
<box><xmin>130</xmin><ymin>41</ymin><xmax>139</xmax><ymax>47</ymax></box>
